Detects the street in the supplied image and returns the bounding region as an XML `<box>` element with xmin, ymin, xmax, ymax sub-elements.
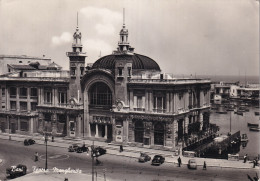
<box><xmin>0</xmin><ymin>139</ymin><xmax>258</xmax><ymax>181</ymax></box>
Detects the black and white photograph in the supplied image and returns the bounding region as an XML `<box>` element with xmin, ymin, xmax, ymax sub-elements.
<box><xmin>0</xmin><ymin>0</ymin><xmax>259</xmax><ymax>180</ymax></box>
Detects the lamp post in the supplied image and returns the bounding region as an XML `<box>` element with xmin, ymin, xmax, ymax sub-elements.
<box><xmin>91</xmin><ymin>140</ymin><xmax>94</xmax><ymax>181</ymax></box>
<box><xmin>44</xmin><ymin>133</ymin><xmax>48</xmax><ymax>170</ymax></box>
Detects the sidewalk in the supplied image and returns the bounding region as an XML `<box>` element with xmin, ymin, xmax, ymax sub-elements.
<box><xmin>0</xmin><ymin>133</ymin><xmax>258</xmax><ymax>170</ymax></box>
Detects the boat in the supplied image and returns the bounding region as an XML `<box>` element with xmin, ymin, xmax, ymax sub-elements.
<box><xmin>241</xmin><ymin>134</ymin><xmax>248</xmax><ymax>142</ymax></box>
<box><xmin>249</xmin><ymin>127</ymin><xmax>260</xmax><ymax>132</ymax></box>
<box><xmin>255</xmin><ymin>112</ymin><xmax>259</xmax><ymax>116</ymax></box>
<box><xmin>247</xmin><ymin>123</ymin><xmax>259</xmax><ymax>127</ymax></box>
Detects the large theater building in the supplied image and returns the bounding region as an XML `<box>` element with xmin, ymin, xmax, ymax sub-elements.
<box><xmin>0</xmin><ymin>19</ymin><xmax>211</xmax><ymax>150</ymax></box>
<box><xmin>80</xmin><ymin>21</ymin><xmax>211</xmax><ymax>149</ymax></box>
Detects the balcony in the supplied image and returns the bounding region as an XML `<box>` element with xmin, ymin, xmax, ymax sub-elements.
<box><xmin>153</xmin><ymin>108</ymin><xmax>166</xmax><ymax>113</ymax></box>
<box><xmin>133</xmin><ymin>108</ymin><xmax>145</xmax><ymax>112</ymax></box>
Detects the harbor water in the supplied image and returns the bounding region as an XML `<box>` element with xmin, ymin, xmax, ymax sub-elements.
<box><xmin>210</xmin><ymin>101</ymin><xmax>260</xmax><ymax>158</ymax></box>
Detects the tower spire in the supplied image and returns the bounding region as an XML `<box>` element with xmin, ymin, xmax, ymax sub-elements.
<box><xmin>123</xmin><ymin>8</ymin><xmax>125</xmax><ymax>27</ymax></box>
<box><xmin>77</xmin><ymin>12</ymin><xmax>78</xmax><ymax>27</ymax></box>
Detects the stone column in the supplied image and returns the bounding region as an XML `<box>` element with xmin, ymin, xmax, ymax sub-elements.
<box><xmin>52</xmin><ymin>113</ymin><xmax>57</xmax><ymax>135</ymax></box>
<box><xmin>185</xmin><ymin>116</ymin><xmax>189</xmax><ymax>134</ymax></box>
<box><xmin>129</xmin><ymin>89</ymin><xmax>133</xmax><ymax>111</ymax></box>
<box><xmin>27</xmin><ymin>87</ymin><xmax>31</xmax><ymax>112</ymax></box>
<box><xmin>173</xmin><ymin>119</ymin><xmax>178</xmax><ymax>147</ymax></box>
<box><xmin>149</xmin><ymin>92</ymin><xmax>153</xmax><ymax>112</ymax></box>
<box><xmin>30</xmin><ymin>117</ymin><xmax>34</xmax><ymax>134</ymax></box>
<box><xmin>55</xmin><ymin>87</ymin><xmax>58</xmax><ymax>106</ymax></box>
<box><xmin>17</xmin><ymin>117</ymin><xmax>20</xmax><ymax>131</ymax></box>
<box><xmin>145</xmin><ymin>91</ymin><xmax>149</xmax><ymax>113</ymax></box>
<box><xmin>166</xmin><ymin>92</ymin><xmax>170</xmax><ymax>113</ymax></box>
<box><xmin>52</xmin><ymin>88</ymin><xmax>55</xmax><ymax>105</ymax></box>
<box><xmin>104</xmin><ymin>124</ymin><xmax>107</xmax><ymax>139</ymax></box>
<box><xmin>88</xmin><ymin>123</ymin><xmax>91</xmax><ymax>137</ymax></box>
<box><xmin>95</xmin><ymin>124</ymin><xmax>98</xmax><ymax>137</ymax></box>
<box><xmin>199</xmin><ymin>113</ymin><xmax>203</xmax><ymax>130</ymax></box>
<box><xmin>16</xmin><ymin>87</ymin><xmax>19</xmax><ymax>111</ymax></box>
<box><xmin>76</xmin><ymin>115</ymin><xmax>81</xmax><ymax>137</ymax></box>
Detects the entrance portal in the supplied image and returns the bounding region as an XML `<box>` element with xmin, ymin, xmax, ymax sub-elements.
<box><xmin>154</xmin><ymin>123</ymin><xmax>164</xmax><ymax>145</ymax></box>
<box><xmin>134</xmin><ymin>121</ymin><xmax>144</xmax><ymax>143</ymax></box>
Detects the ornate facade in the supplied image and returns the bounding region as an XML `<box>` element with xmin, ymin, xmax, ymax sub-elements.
<box><xmin>0</xmin><ymin>16</ymin><xmax>211</xmax><ymax>150</ymax></box>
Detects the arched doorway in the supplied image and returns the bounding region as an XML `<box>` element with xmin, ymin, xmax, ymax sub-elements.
<box><xmin>154</xmin><ymin>122</ymin><xmax>164</xmax><ymax>145</ymax></box>
<box><xmin>134</xmin><ymin>121</ymin><xmax>144</xmax><ymax>143</ymax></box>
<box><xmin>178</xmin><ymin>119</ymin><xmax>184</xmax><ymax>142</ymax></box>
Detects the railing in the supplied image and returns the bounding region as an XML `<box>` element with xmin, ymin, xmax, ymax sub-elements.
<box><xmin>153</xmin><ymin>109</ymin><xmax>166</xmax><ymax>113</ymax></box>
<box><xmin>133</xmin><ymin>108</ymin><xmax>145</xmax><ymax>112</ymax></box>
<box><xmin>66</xmin><ymin>52</ymin><xmax>86</xmax><ymax>56</ymax></box>
<box><xmin>129</xmin><ymin>78</ymin><xmax>211</xmax><ymax>84</ymax></box>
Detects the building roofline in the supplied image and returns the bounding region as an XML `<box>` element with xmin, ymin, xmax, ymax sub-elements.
<box><xmin>0</xmin><ymin>55</ymin><xmax>51</xmax><ymax>60</ymax></box>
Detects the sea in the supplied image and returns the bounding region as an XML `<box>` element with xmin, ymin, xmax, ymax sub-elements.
<box><xmin>205</xmin><ymin>74</ymin><xmax>260</xmax><ymax>158</ymax></box>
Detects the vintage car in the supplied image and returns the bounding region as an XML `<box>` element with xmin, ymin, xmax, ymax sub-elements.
<box><xmin>6</xmin><ymin>164</ymin><xmax>27</xmax><ymax>178</ymax></box>
<box><xmin>187</xmin><ymin>159</ymin><xmax>197</xmax><ymax>169</ymax></box>
<box><xmin>91</xmin><ymin>146</ymin><xmax>107</xmax><ymax>157</ymax></box>
<box><xmin>138</xmin><ymin>153</ymin><xmax>151</xmax><ymax>163</ymax></box>
<box><xmin>68</xmin><ymin>144</ymin><xmax>80</xmax><ymax>152</ymax></box>
<box><xmin>151</xmin><ymin>155</ymin><xmax>165</xmax><ymax>166</ymax></box>
<box><xmin>24</xmin><ymin>139</ymin><xmax>35</xmax><ymax>146</ymax></box>
<box><xmin>76</xmin><ymin>144</ymin><xmax>89</xmax><ymax>153</ymax></box>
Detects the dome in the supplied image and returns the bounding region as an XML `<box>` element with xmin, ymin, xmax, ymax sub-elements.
<box><xmin>91</xmin><ymin>53</ymin><xmax>161</xmax><ymax>71</ymax></box>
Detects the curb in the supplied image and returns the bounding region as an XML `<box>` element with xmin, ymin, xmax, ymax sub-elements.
<box><xmin>0</xmin><ymin>135</ymin><xmax>257</xmax><ymax>170</ymax></box>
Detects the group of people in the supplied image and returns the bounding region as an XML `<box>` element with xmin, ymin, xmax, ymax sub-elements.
<box><xmin>244</xmin><ymin>154</ymin><xmax>259</xmax><ymax>168</ymax></box>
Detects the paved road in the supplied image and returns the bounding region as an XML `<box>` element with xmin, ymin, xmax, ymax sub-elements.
<box><xmin>0</xmin><ymin>139</ymin><xmax>258</xmax><ymax>181</ymax></box>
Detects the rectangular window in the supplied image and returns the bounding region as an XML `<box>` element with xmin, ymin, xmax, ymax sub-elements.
<box><xmin>80</xmin><ymin>67</ymin><xmax>84</xmax><ymax>75</ymax></box>
<box><xmin>44</xmin><ymin>88</ymin><xmax>52</xmax><ymax>104</ymax></box>
<box><xmin>31</xmin><ymin>102</ymin><xmax>37</xmax><ymax>111</ymax></box>
<box><xmin>118</xmin><ymin>68</ymin><xmax>123</xmax><ymax>76</ymax></box>
<box><xmin>10</xmin><ymin>101</ymin><xmax>16</xmax><ymax>110</ymax></box>
<box><xmin>20</xmin><ymin>87</ymin><xmax>27</xmax><ymax>98</ymax></box>
<box><xmin>128</xmin><ymin>67</ymin><xmax>131</xmax><ymax>77</ymax></box>
<box><xmin>20</xmin><ymin>102</ymin><xmax>27</xmax><ymax>111</ymax></box>
<box><xmin>2</xmin><ymin>88</ymin><xmax>5</xmax><ymax>97</ymax></box>
<box><xmin>10</xmin><ymin>87</ymin><xmax>16</xmax><ymax>98</ymax></box>
<box><xmin>71</xmin><ymin>68</ymin><xmax>76</xmax><ymax>76</ymax></box>
<box><xmin>20</xmin><ymin>121</ymin><xmax>28</xmax><ymax>131</ymax></box>
<box><xmin>153</xmin><ymin>93</ymin><xmax>166</xmax><ymax>113</ymax></box>
<box><xmin>30</xmin><ymin>88</ymin><xmax>37</xmax><ymax>98</ymax></box>
<box><xmin>58</xmin><ymin>88</ymin><xmax>67</xmax><ymax>105</ymax></box>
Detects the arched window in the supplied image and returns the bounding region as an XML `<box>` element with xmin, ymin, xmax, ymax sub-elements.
<box><xmin>134</xmin><ymin>121</ymin><xmax>144</xmax><ymax>143</ymax></box>
<box><xmin>90</xmin><ymin>82</ymin><xmax>112</xmax><ymax>106</ymax></box>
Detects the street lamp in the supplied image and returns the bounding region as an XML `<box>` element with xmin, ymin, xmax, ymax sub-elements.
<box><xmin>44</xmin><ymin>133</ymin><xmax>48</xmax><ymax>170</ymax></box>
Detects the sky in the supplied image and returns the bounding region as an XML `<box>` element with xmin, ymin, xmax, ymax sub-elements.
<box><xmin>0</xmin><ymin>0</ymin><xmax>259</xmax><ymax>76</ymax></box>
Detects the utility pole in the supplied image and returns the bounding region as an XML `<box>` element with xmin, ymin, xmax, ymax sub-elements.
<box><xmin>92</xmin><ymin>140</ymin><xmax>94</xmax><ymax>181</ymax></box>
<box><xmin>45</xmin><ymin>133</ymin><xmax>48</xmax><ymax>170</ymax></box>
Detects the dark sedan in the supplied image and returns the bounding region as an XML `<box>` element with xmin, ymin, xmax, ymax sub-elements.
<box><xmin>24</xmin><ymin>139</ymin><xmax>35</xmax><ymax>146</ymax></box>
<box><xmin>6</xmin><ymin>164</ymin><xmax>27</xmax><ymax>178</ymax></box>
<box><xmin>151</xmin><ymin>155</ymin><xmax>165</xmax><ymax>166</ymax></box>
<box><xmin>91</xmin><ymin>146</ymin><xmax>107</xmax><ymax>157</ymax></box>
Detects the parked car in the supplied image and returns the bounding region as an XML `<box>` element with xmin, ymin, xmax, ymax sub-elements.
<box><xmin>68</xmin><ymin>144</ymin><xmax>80</xmax><ymax>152</ymax></box>
<box><xmin>76</xmin><ymin>144</ymin><xmax>89</xmax><ymax>153</ymax></box>
<box><xmin>6</xmin><ymin>164</ymin><xmax>27</xmax><ymax>178</ymax></box>
<box><xmin>138</xmin><ymin>153</ymin><xmax>151</xmax><ymax>163</ymax></box>
<box><xmin>187</xmin><ymin>159</ymin><xmax>197</xmax><ymax>169</ymax></box>
<box><xmin>24</xmin><ymin>139</ymin><xmax>35</xmax><ymax>146</ymax></box>
<box><xmin>151</xmin><ymin>155</ymin><xmax>165</xmax><ymax>166</ymax></box>
<box><xmin>91</xmin><ymin>146</ymin><xmax>107</xmax><ymax>157</ymax></box>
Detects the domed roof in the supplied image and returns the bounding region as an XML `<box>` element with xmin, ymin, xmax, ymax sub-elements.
<box><xmin>91</xmin><ymin>53</ymin><xmax>161</xmax><ymax>71</ymax></box>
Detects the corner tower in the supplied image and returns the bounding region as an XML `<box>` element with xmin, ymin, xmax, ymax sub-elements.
<box><xmin>67</xmin><ymin>13</ymin><xmax>87</xmax><ymax>103</ymax></box>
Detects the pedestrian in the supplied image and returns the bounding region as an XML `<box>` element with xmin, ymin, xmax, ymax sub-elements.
<box><xmin>120</xmin><ymin>145</ymin><xmax>123</xmax><ymax>152</ymax></box>
<box><xmin>253</xmin><ymin>159</ymin><xmax>256</xmax><ymax>168</ymax></box>
<box><xmin>203</xmin><ymin>161</ymin><xmax>207</xmax><ymax>170</ymax></box>
<box><xmin>178</xmin><ymin>156</ymin><xmax>182</xmax><ymax>167</ymax></box>
<box><xmin>34</xmin><ymin>152</ymin><xmax>38</xmax><ymax>162</ymax></box>
<box><xmin>52</xmin><ymin>135</ymin><xmax>54</xmax><ymax>142</ymax></box>
<box><xmin>244</xmin><ymin>154</ymin><xmax>248</xmax><ymax>163</ymax></box>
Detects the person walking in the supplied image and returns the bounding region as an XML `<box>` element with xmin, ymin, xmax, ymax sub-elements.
<box><xmin>244</xmin><ymin>154</ymin><xmax>248</xmax><ymax>163</ymax></box>
<box><xmin>119</xmin><ymin>145</ymin><xmax>123</xmax><ymax>152</ymax></box>
<box><xmin>34</xmin><ymin>152</ymin><xmax>38</xmax><ymax>162</ymax></box>
<box><xmin>253</xmin><ymin>159</ymin><xmax>256</xmax><ymax>168</ymax></box>
<box><xmin>178</xmin><ymin>156</ymin><xmax>182</xmax><ymax>167</ymax></box>
<box><xmin>203</xmin><ymin>161</ymin><xmax>207</xmax><ymax>170</ymax></box>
